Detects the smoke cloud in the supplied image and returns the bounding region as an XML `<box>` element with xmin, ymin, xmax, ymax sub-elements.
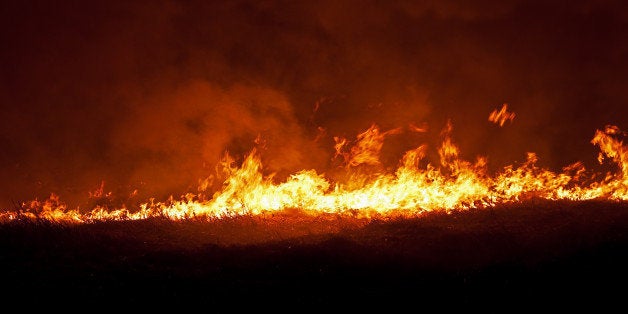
<box><xmin>1</xmin><ymin>0</ymin><xmax>627</xmax><ymax>208</ymax></box>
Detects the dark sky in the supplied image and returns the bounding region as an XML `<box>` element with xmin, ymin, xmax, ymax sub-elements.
<box><xmin>1</xmin><ymin>0</ymin><xmax>627</xmax><ymax>209</ymax></box>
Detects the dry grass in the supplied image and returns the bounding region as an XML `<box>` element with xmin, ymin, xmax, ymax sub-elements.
<box><xmin>1</xmin><ymin>199</ymin><xmax>627</xmax><ymax>310</ymax></box>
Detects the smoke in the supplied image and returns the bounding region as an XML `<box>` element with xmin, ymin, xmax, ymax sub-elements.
<box><xmin>110</xmin><ymin>81</ymin><xmax>327</xmax><ymax>202</ymax></box>
<box><xmin>1</xmin><ymin>0</ymin><xmax>627</xmax><ymax>208</ymax></box>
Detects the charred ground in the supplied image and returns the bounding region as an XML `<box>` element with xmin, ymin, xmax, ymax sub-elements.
<box><xmin>1</xmin><ymin>200</ymin><xmax>627</xmax><ymax>311</ymax></box>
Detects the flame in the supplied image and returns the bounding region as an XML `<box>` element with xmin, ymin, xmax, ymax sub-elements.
<box><xmin>489</xmin><ymin>103</ymin><xmax>516</xmax><ymax>126</ymax></box>
<box><xmin>2</xmin><ymin>120</ymin><xmax>628</xmax><ymax>224</ymax></box>
<box><xmin>335</xmin><ymin>124</ymin><xmax>402</xmax><ymax>168</ymax></box>
<box><xmin>408</xmin><ymin>122</ymin><xmax>428</xmax><ymax>133</ymax></box>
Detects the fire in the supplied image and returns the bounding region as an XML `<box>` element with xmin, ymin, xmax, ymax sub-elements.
<box><xmin>2</xmin><ymin>120</ymin><xmax>628</xmax><ymax>223</ymax></box>
<box><xmin>334</xmin><ymin>124</ymin><xmax>402</xmax><ymax>168</ymax></box>
<box><xmin>489</xmin><ymin>103</ymin><xmax>516</xmax><ymax>126</ymax></box>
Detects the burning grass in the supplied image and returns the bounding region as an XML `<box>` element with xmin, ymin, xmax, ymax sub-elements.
<box><xmin>2</xmin><ymin>118</ymin><xmax>628</xmax><ymax>309</ymax></box>
<box><xmin>2</xmin><ymin>122</ymin><xmax>628</xmax><ymax>224</ymax></box>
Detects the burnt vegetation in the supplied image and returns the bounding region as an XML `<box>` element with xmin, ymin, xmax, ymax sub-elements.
<box><xmin>1</xmin><ymin>200</ymin><xmax>627</xmax><ymax>311</ymax></box>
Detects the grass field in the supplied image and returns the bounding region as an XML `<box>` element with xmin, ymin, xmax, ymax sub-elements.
<box><xmin>1</xmin><ymin>199</ymin><xmax>627</xmax><ymax>311</ymax></box>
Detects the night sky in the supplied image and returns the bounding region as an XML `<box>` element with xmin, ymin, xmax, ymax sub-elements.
<box><xmin>1</xmin><ymin>0</ymin><xmax>627</xmax><ymax>209</ymax></box>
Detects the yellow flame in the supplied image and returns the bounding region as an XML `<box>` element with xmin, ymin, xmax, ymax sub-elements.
<box><xmin>2</xmin><ymin>121</ymin><xmax>628</xmax><ymax>224</ymax></box>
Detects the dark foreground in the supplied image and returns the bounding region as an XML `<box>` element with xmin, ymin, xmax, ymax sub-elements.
<box><xmin>1</xmin><ymin>200</ymin><xmax>627</xmax><ymax>311</ymax></box>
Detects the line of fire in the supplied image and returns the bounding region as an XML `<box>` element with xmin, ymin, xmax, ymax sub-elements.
<box><xmin>2</xmin><ymin>105</ymin><xmax>626</xmax><ymax>224</ymax></box>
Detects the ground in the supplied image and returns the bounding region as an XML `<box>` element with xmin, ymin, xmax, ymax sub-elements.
<box><xmin>1</xmin><ymin>199</ymin><xmax>627</xmax><ymax>311</ymax></box>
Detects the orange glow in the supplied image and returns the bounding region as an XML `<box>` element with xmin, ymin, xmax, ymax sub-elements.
<box><xmin>2</xmin><ymin>120</ymin><xmax>627</xmax><ymax>223</ymax></box>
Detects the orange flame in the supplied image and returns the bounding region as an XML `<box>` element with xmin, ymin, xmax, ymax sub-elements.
<box><xmin>489</xmin><ymin>103</ymin><xmax>515</xmax><ymax>126</ymax></box>
<box><xmin>2</xmin><ymin>120</ymin><xmax>628</xmax><ymax>223</ymax></box>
